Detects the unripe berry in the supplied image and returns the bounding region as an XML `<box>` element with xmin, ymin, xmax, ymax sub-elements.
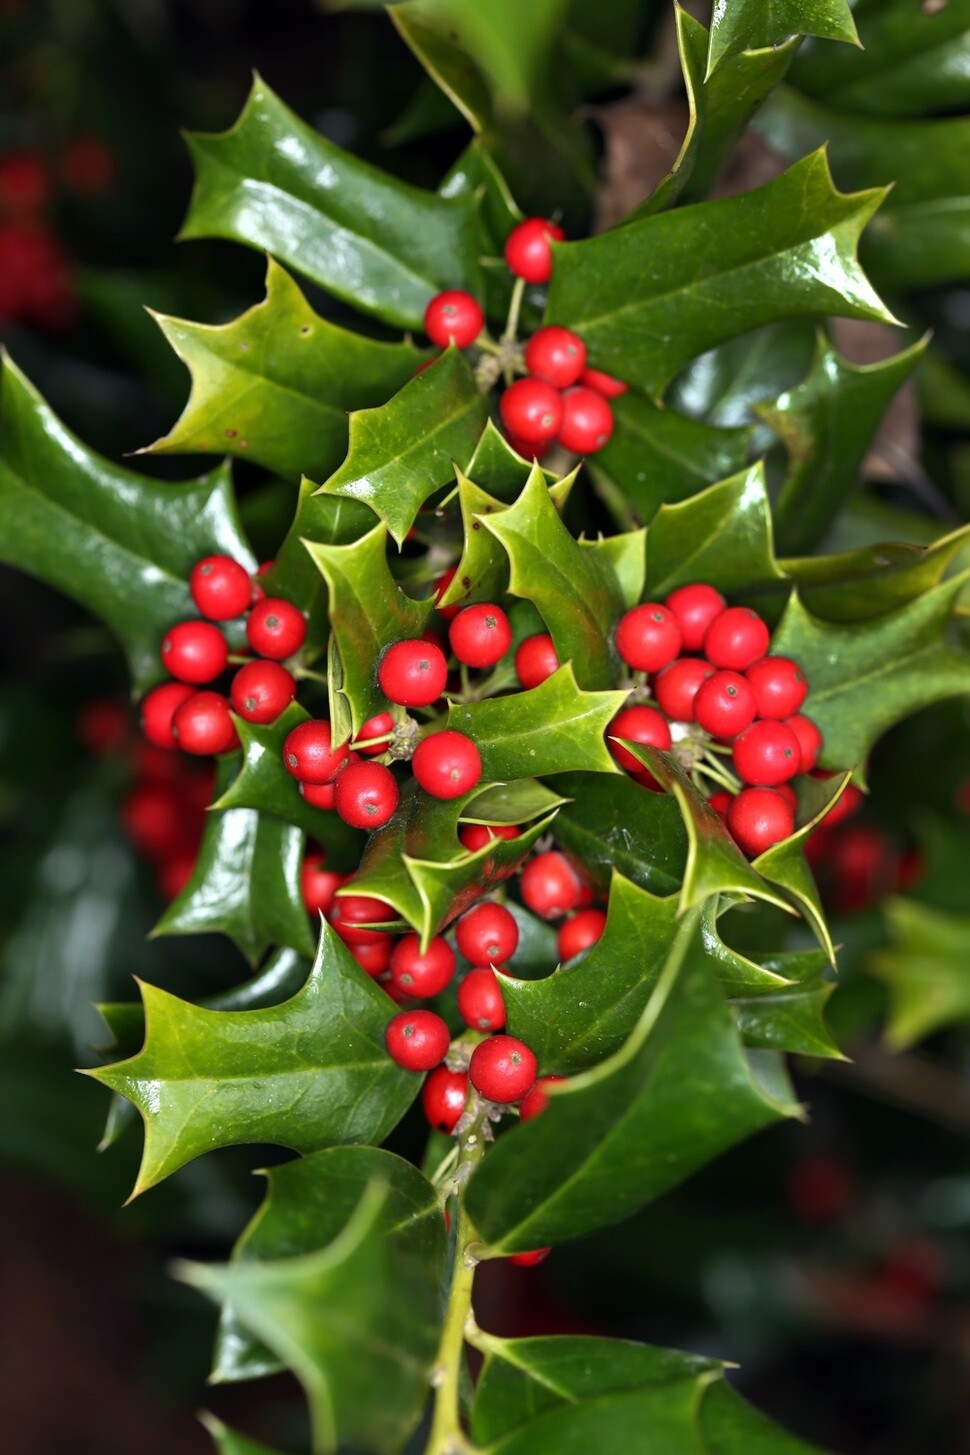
<box><xmin>353</xmin><ymin>711</ymin><xmax>396</xmax><ymax>756</ymax></box>
<box><xmin>141</xmin><ymin>681</ymin><xmax>195</xmax><ymax>749</ymax></box>
<box><xmin>664</xmin><ymin>583</ymin><xmax>726</xmax><ymax>653</ymax></box>
<box><xmin>745</xmin><ymin>656</ymin><xmax>807</xmax><ymax>719</ymax></box>
<box><xmin>520</xmin><ymin>851</ymin><xmax>582</xmax><ymax>920</ymax></box>
<box><xmin>161</xmin><ymin>620</ymin><xmax>228</xmax><ymax>684</ymax></box>
<box><xmin>421</xmin><ymin>1066</ymin><xmax>468</xmax><ymax>1133</ymax></box>
<box><xmin>412</xmin><ymin>730</ymin><xmax>482</xmax><ymax>799</ymax></box>
<box><xmin>557</xmin><ymin>908</ymin><xmax>607</xmax><ymax>961</ymax></box>
<box><xmin>172</xmin><ymin>691</ymin><xmax>238</xmax><ymax>755</ymax></box>
<box><xmin>469</xmin><ymin>1034</ymin><xmax>537</xmax><ymax>1103</ymax></box>
<box><xmin>703</xmin><ymin>606</ymin><xmax>769</xmax><ymax>671</ymax></box>
<box><xmin>385</xmin><ymin>1009</ymin><xmax>450</xmax><ymax>1072</ymax></box>
<box><xmin>607</xmin><ymin>704</ymin><xmax>672</xmax><ymax>777</ymax></box>
<box><xmin>389</xmin><ymin>934</ymin><xmax>456</xmax><ymax>998</ymax></box>
<box><xmin>503</xmin><ymin>217</ymin><xmax>565</xmax><ymax>284</ymax></box>
<box><xmin>246</xmin><ymin>597</ymin><xmax>307</xmax><ymax>659</ymax></box>
<box><xmin>334</xmin><ymin>760</ymin><xmax>400</xmax><ymax>829</ymax></box>
<box><xmin>301</xmin><ymin>855</ymin><xmax>345</xmax><ymax>916</ymax></box>
<box><xmin>579</xmin><ymin>366</ymin><xmax>627</xmax><ymax>398</ymax></box>
<box><xmin>378</xmin><ymin>639</ymin><xmax>448</xmax><ymax>708</ymax></box>
<box><xmin>459</xmin><ymin>822</ymin><xmax>520</xmax><ymax>852</ymax></box>
<box><xmin>330</xmin><ymin>891</ymin><xmax>395</xmax><ymax>946</ymax></box>
<box><xmin>283</xmin><ymin>719</ymin><xmax>349</xmax><ymax>784</ymax></box>
<box><xmin>654</xmin><ymin>658</ymin><xmax>713</xmax><ymax>722</ymax></box>
<box><xmin>693</xmin><ymin>670</ymin><xmax>758</xmax><ymax>740</ymax></box>
<box><xmin>456</xmin><ymin>966</ymin><xmax>507</xmax><ymax>1031</ymax></box>
<box><xmin>786</xmin><ymin>713</ymin><xmax>823</xmax><ymax>772</ymax></box>
<box><xmin>423</xmin><ymin>290</ymin><xmax>484</xmax><ymax>348</ymax></box>
<box><xmin>727</xmin><ymin>787</ymin><xmax>795</xmax><ymax>856</ymax></box>
<box><xmin>615</xmin><ymin>603</ymin><xmax>682</xmax><ymax>673</ymax></box>
<box><xmin>500</xmin><ymin>377</ymin><xmax>563</xmax><ymax>446</ymax></box>
<box><xmin>449</xmin><ymin>602</ymin><xmax>512</xmax><ymax>669</ymax></box>
<box><xmin>509</xmin><ymin>1247</ymin><xmax>552</xmax><ymax>1267</ymax></box>
<box><xmin>189</xmin><ymin>554</ymin><xmax>252</xmax><ymax>620</ymax></box>
<box><xmin>557</xmin><ymin>386</ymin><xmax>614</xmax><ymax>455</ymax></box>
<box><xmin>455</xmin><ymin>902</ymin><xmax>519</xmax><ymax>966</ymax></box>
<box><xmin>515</xmin><ymin>633</ymin><xmax>559</xmax><ymax>689</ymax></box>
<box><xmin>519</xmin><ymin>1074</ymin><xmax>566</xmax><ymax>1122</ymax></box>
<box><xmin>733</xmin><ymin>720</ymin><xmax>801</xmax><ymax>787</ymax></box>
<box><xmin>524</xmin><ymin>326</ymin><xmax>586</xmax><ymax>388</ymax></box>
<box><xmin>230</xmin><ymin>660</ymin><xmax>296</xmax><ymax>724</ymax></box>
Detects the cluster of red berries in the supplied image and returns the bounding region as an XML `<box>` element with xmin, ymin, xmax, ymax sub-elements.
<box><xmin>422</xmin><ymin>217</ymin><xmax>627</xmax><ymax>459</ymax></box>
<box><xmin>139</xmin><ymin>555</ymin><xmax>306</xmax><ymax>759</ymax></box>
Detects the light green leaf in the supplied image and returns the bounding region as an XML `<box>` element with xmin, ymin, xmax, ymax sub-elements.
<box><xmin>201</xmin><ymin>1414</ymin><xmax>287</xmax><ymax>1455</ymax></box>
<box><xmin>643</xmin><ymin>463</ymin><xmax>786</xmax><ymax>598</ymax></box>
<box><xmin>870</xmin><ymin>898</ymin><xmax>970</xmax><ymax>1048</ymax></box>
<box><xmin>265</xmin><ymin>485</ymin><xmax>376</xmax><ymax>655</ymax></box>
<box><xmin>707</xmin><ymin>0</ymin><xmax>858</xmax><ymax>77</ymax></box>
<box><xmin>782</xmin><ymin>522</ymin><xmax>970</xmax><ymax>623</ymax></box>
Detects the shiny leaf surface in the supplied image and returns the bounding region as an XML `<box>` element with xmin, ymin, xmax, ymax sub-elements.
<box><xmin>551</xmin><ymin>771</ymin><xmax>687</xmax><ymax>898</ymax></box>
<box><xmin>706</xmin><ymin>0</ymin><xmax>858</xmax><ymax>76</ymax></box>
<box><xmin>643</xmin><ymin>464</ymin><xmax>786</xmax><ymax>598</ymax></box>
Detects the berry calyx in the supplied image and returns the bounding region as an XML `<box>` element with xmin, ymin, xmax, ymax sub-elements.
<box><xmin>727</xmin><ymin>787</ymin><xmax>795</xmax><ymax>856</ymax></box>
<box><xmin>607</xmin><ymin>704</ymin><xmax>672</xmax><ymax>777</ymax></box>
<box><xmin>664</xmin><ymin>583</ymin><xmax>726</xmax><ymax>653</ymax></box>
<box><xmin>654</xmin><ymin>658</ymin><xmax>713</xmax><ymax>722</ymax></box>
<box><xmin>141</xmin><ymin>682</ymin><xmax>195</xmax><ymax>749</ymax></box>
<box><xmin>520</xmin><ymin>851</ymin><xmax>582</xmax><ymax>920</ymax></box>
<box><xmin>500</xmin><ymin>377</ymin><xmax>563</xmax><ymax>446</ymax></box>
<box><xmin>703</xmin><ymin>606</ymin><xmax>769</xmax><ymax>671</ymax></box>
<box><xmin>524</xmin><ymin>326</ymin><xmax>587</xmax><ymax>388</ymax></box>
<box><xmin>786</xmin><ymin>713</ymin><xmax>823</xmax><ymax>772</ymax></box>
<box><xmin>230</xmin><ymin>660</ymin><xmax>296</xmax><ymax>724</ymax></box>
<box><xmin>456</xmin><ymin>967</ymin><xmax>507</xmax><ymax>1031</ymax></box>
<box><xmin>246</xmin><ymin>597</ymin><xmax>307</xmax><ymax>660</ymax></box>
<box><xmin>161</xmin><ymin>620</ymin><xmax>228</xmax><ymax>684</ymax></box>
<box><xmin>503</xmin><ymin>217</ymin><xmax>565</xmax><ymax>283</ymax></box>
<box><xmin>519</xmin><ymin>1074</ymin><xmax>566</xmax><ymax>1122</ymax></box>
<box><xmin>301</xmin><ymin>856</ymin><xmax>345</xmax><ymax>916</ymax></box>
<box><xmin>579</xmin><ymin>366</ymin><xmax>627</xmax><ymax>398</ymax></box>
<box><xmin>557</xmin><ymin>908</ymin><xmax>607</xmax><ymax>961</ymax></box>
<box><xmin>389</xmin><ymin>934</ymin><xmax>456</xmax><ymax>998</ymax></box>
<box><xmin>330</xmin><ymin>891</ymin><xmax>394</xmax><ymax>946</ymax></box>
<box><xmin>189</xmin><ymin>554</ymin><xmax>252</xmax><ymax>621</ymax></box>
<box><xmin>423</xmin><ymin>290</ymin><xmax>484</xmax><ymax>349</ymax></box>
<box><xmin>515</xmin><ymin>633</ymin><xmax>559</xmax><ymax>689</ymax></box>
<box><xmin>733</xmin><ymin>720</ymin><xmax>801</xmax><ymax>787</ymax></box>
<box><xmin>283</xmin><ymin>719</ymin><xmax>349</xmax><ymax>784</ymax></box>
<box><xmin>412</xmin><ymin>730</ymin><xmax>482</xmax><ymax>799</ymax></box>
<box><xmin>509</xmin><ymin>1247</ymin><xmax>552</xmax><ymax>1268</ymax></box>
<box><xmin>353</xmin><ymin>711</ymin><xmax>396</xmax><ymax>756</ymax></box>
<box><xmin>615</xmin><ymin>603</ymin><xmax>682</xmax><ymax>673</ymax></box>
<box><xmin>172</xmin><ymin>691</ymin><xmax>238</xmax><ymax>756</ymax></box>
<box><xmin>745</xmin><ymin>656</ymin><xmax>808</xmax><ymax>720</ymax></box>
<box><xmin>469</xmin><ymin>1034</ymin><xmax>537</xmax><ymax>1103</ymax></box>
<box><xmin>693</xmin><ymin>670</ymin><xmax>758</xmax><ymax>740</ymax></box>
<box><xmin>385</xmin><ymin>1009</ymin><xmax>450</xmax><ymax>1072</ymax></box>
<box><xmin>459</xmin><ymin>823</ymin><xmax>520</xmax><ymax>852</ymax></box>
<box><xmin>449</xmin><ymin>602</ymin><xmax>512</xmax><ymax>669</ymax></box>
<box><xmin>421</xmin><ymin>1066</ymin><xmax>468</xmax><ymax>1133</ymax></box>
<box><xmin>557</xmin><ymin>385</ymin><xmax>614</xmax><ymax>454</ymax></box>
<box><xmin>378</xmin><ymin>639</ymin><xmax>448</xmax><ymax>708</ymax></box>
<box><xmin>455</xmin><ymin>902</ymin><xmax>519</xmax><ymax>966</ymax></box>
<box><xmin>334</xmin><ymin>760</ymin><xmax>400</xmax><ymax>829</ymax></box>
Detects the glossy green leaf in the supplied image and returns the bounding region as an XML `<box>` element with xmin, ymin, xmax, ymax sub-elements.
<box><xmin>546</xmin><ymin>151</ymin><xmax>892</xmax><ymax>399</ymax></box>
<box><xmin>643</xmin><ymin>464</ymin><xmax>786</xmax><ymax>598</ymax></box>
<box><xmin>461</xmin><ymin>778</ymin><xmax>565</xmax><ymax>825</ymax></box>
<box><xmin>870</xmin><ymin>898</ymin><xmax>970</xmax><ymax>1048</ymax></box>
<box><xmin>438</xmin><ymin>472</ymin><xmax>514</xmax><ymax>614</ymax></box>
<box><xmin>451</xmin><ymin>665</ymin><xmax>628</xmax><ymax>780</ymax></box>
<box><xmin>0</xmin><ymin>354</ymin><xmax>253</xmax><ymax>693</ymax></box>
<box><xmin>201</xmin><ymin>1415</ymin><xmax>287</xmax><ymax>1455</ymax></box>
<box><xmin>463</xmin><ymin>419</ymin><xmax>558</xmax><ymax>502</ymax></box>
<box><xmin>782</xmin><ymin>523</ymin><xmax>970</xmax><ymax>623</ymax></box>
<box><xmin>317</xmin><ymin>348</ymin><xmax>488</xmax><ymax>546</ymax></box>
<box><xmin>760</xmin><ymin>333</ymin><xmax>927</xmax><ymax>554</ymax></box>
<box><xmin>752</xmin><ymin>772</ymin><xmax>850</xmax><ymax>963</ymax></box>
<box><xmin>670</xmin><ymin>320</ymin><xmax>817</xmax><ymax>430</ymax></box>
<box><xmin>87</xmin><ymin>923</ymin><xmax>416</xmax><ymax>1197</ymax></box>
<box><xmin>551</xmin><ymin>772</ymin><xmax>687</xmax><ymax>898</ymax></box>
<box><xmin>182</xmin><ymin>1149</ymin><xmax>445</xmax><ymax>1455</ymax></box>
<box><xmin>729</xmin><ymin>977</ymin><xmax>839</xmax><ymax>1059</ymax></box>
<box><xmin>145</xmin><ymin>259</ymin><xmax>425</xmax><ymax>480</ymax></box>
<box><xmin>467</xmin><ymin>908</ymin><xmax>798</xmax><ymax>1253</ymax></box>
<box><xmin>266</xmin><ymin>486</ymin><xmax>376</xmax><ymax>654</ymax></box>
<box><xmin>707</xmin><ymin>0</ymin><xmax>858</xmax><ymax>77</ymax></box>
<box><xmin>181</xmin><ymin>77</ymin><xmax>483</xmax><ymax>329</ymax></box>
<box><xmin>771</xmin><ymin>578</ymin><xmax>970</xmax><ymax>778</ymax></box>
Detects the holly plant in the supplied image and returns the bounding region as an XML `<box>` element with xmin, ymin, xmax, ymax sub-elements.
<box><xmin>2</xmin><ymin>1</ymin><xmax>969</xmax><ymax>1452</ymax></box>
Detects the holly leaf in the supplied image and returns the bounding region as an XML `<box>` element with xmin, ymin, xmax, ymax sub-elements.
<box><xmin>752</xmin><ymin>773</ymin><xmax>851</xmax><ymax>963</ymax></box>
<box><xmin>551</xmin><ymin>771</ymin><xmax>687</xmax><ymax>898</ymax></box>
<box><xmin>870</xmin><ymin>898</ymin><xmax>970</xmax><ymax>1048</ymax></box>
<box><xmin>181</xmin><ymin>1149</ymin><xmax>445</xmax><ymax>1455</ymax></box>
<box><xmin>730</xmin><ymin>977</ymin><xmax>840</xmax><ymax>1060</ymax></box>
<box><xmin>771</xmin><ymin>578</ymin><xmax>970</xmax><ymax>779</ymax></box>
<box><xmin>180</xmin><ymin>76</ymin><xmax>483</xmax><ymax>329</ymax></box>
<box><xmin>643</xmin><ymin>463</ymin><xmax>786</xmax><ymax>599</ymax></box>
<box><xmin>145</xmin><ymin>260</ymin><xmax>426</xmax><ymax>481</ymax></box>
<box><xmin>466</xmin><ymin>909</ymin><xmax>799</xmax><ymax>1253</ymax></box>
<box><xmin>451</xmin><ymin>665</ymin><xmax>628</xmax><ymax>780</ymax></box>
<box><xmin>782</xmin><ymin>522</ymin><xmax>970</xmax><ymax>623</ymax></box>
<box><xmin>0</xmin><ymin>354</ymin><xmax>253</xmax><ymax>693</ymax></box>
<box><xmin>266</xmin><ymin>487</ymin><xmax>377</xmax><ymax>654</ymax></box>
<box><xmin>670</xmin><ymin>319</ymin><xmax>817</xmax><ymax>429</ymax></box>
<box><xmin>464</xmin><ymin>419</ymin><xmax>558</xmax><ymax>502</ymax></box>
<box><xmin>317</xmin><ymin>348</ymin><xmax>488</xmax><ymax>546</ymax></box>
<box><xmin>706</xmin><ymin>0</ymin><xmax>858</xmax><ymax>77</ymax></box>
<box><xmin>86</xmin><ymin>922</ymin><xmax>417</xmax><ymax>1197</ymax></box>
<box><xmin>546</xmin><ymin>151</ymin><xmax>893</xmax><ymax>399</ymax></box>
<box><xmin>201</xmin><ymin>1417</ymin><xmax>287</xmax><ymax>1455</ymax></box>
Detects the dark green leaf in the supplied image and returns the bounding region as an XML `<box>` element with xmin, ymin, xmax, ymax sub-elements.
<box><xmin>643</xmin><ymin>464</ymin><xmax>786</xmax><ymax>598</ymax></box>
<box><xmin>267</xmin><ymin>486</ymin><xmax>377</xmax><ymax>655</ymax></box>
<box><xmin>671</xmin><ymin>321</ymin><xmax>817</xmax><ymax>430</ymax></box>
<box><xmin>870</xmin><ymin>898</ymin><xmax>970</xmax><ymax>1047</ymax></box>
<box><xmin>782</xmin><ymin>522</ymin><xmax>970</xmax><ymax>622</ymax></box>
<box><xmin>551</xmin><ymin>772</ymin><xmax>687</xmax><ymax>898</ymax></box>
<box><xmin>752</xmin><ymin>773</ymin><xmax>850</xmax><ymax>961</ymax></box>
<box><xmin>707</xmin><ymin>0</ymin><xmax>858</xmax><ymax>76</ymax></box>
<box><xmin>201</xmin><ymin>1415</ymin><xmax>288</xmax><ymax>1455</ymax></box>
<box><xmin>730</xmin><ymin>978</ymin><xmax>839</xmax><ymax>1059</ymax></box>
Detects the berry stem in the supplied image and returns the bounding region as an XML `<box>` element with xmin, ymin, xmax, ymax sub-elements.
<box><xmin>294</xmin><ymin>666</ymin><xmax>329</xmax><ymax>685</ymax></box>
<box><xmin>501</xmin><ymin>276</ymin><xmax>525</xmax><ymax>344</ymax></box>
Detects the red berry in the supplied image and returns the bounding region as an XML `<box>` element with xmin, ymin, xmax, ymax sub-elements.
<box><xmin>432</xmin><ymin>566</ymin><xmax>462</xmax><ymax>622</ymax></box>
<box><xmin>727</xmin><ymin>787</ymin><xmax>795</xmax><ymax>856</ymax></box>
<box><xmin>557</xmin><ymin>386</ymin><xmax>614</xmax><ymax>455</ymax></box>
<box><xmin>786</xmin><ymin>1154</ymin><xmax>853</xmax><ymax>1224</ymax></box>
<box><xmin>449</xmin><ymin>603</ymin><xmax>512</xmax><ymax>669</ymax></box>
<box><xmin>818</xmin><ymin>778</ymin><xmax>864</xmax><ymax>829</ymax></box>
<box><xmin>509</xmin><ymin>1247</ymin><xmax>551</xmax><ymax>1267</ymax></box>
<box><xmin>557</xmin><ymin>908</ymin><xmax>606</xmax><ymax>961</ymax></box>
<box><xmin>351</xmin><ymin>939</ymin><xmax>395</xmax><ymax>977</ymax></box>
<box><xmin>189</xmin><ymin>554</ymin><xmax>252</xmax><ymax>621</ymax></box>
<box><xmin>459</xmin><ymin>823</ymin><xmax>520</xmax><ymax>852</ymax></box>
<box><xmin>523</xmin><ymin>326</ymin><xmax>586</xmax><ymax>388</ymax></box>
<box><xmin>708</xmin><ymin>790</ymin><xmax>732</xmax><ymax>820</ymax></box>
<box><xmin>694</xmin><ymin>670</ymin><xmax>758</xmax><ymax>740</ymax></box>
<box><xmin>607</xmin><ymin>704</ymin><xmax>672</xmax><ymax>777</ymax></box>
<box><xmin>455</xmin><ymin>902</ymin><xmax>519</xmax><ymax>966</ymax></box>
<box><xmin>334</xmin><ymin>760</ymin><xmax>400</xmax><ymax>830</ymax></box>
<box><xmin>664</xmin><ymin>583</ymin><xmax>726</xmax><ymax>653</ymax></box>
<box><xmin>246</xmin><ymin>597</ymin><xmax>307</xmax><ymax>659</ymax></box>
<box><xmin>520</xmin><ymin>851</ymin><xmax>582</xmax><ymax>920</ymax></box>
<box><xmin>421</xmin><ymin>1066</ymin><xmax>468</xmax><ymax>1133</ymax></box>
<box><xmin>654</xmin><ymin>658</ymin><xmax>713</xmax><ymax>722</ymax></box>
<box><xmin>77</xmin><ymin>697</ymin><xmax>130</xmax><ymax>755</ymax></box>
<box><xmin>469</xmin><ymin>1034</ymin><xmax>537</xmax><ymax>1103</ymax></box>
<box><xmin>703</xmin><ymin>606</ymin><xmax>769</xmax><ymax>671</ymax></box>
<box><xmin>579</xmin><ymin>366</ymin><xmax>627</xmax><ymax>399</ymax></box>
<box><xmin>330</xmin><ymin>892</ymin><xmax>395</xmax><ymax>946</ymax></box>
<box><xmin>787</xmin><ymin>714</ymin><xmax>823</xmax><ymax>772</ymax></box>
<box><xmin>519</xmin><ymin>1074</ymin><xmax>566</xmax><ymax>1122</ymax></box>
<box><xmin>283</xmin><ymin>720</ymin><xmax>349</xmax><ymax>784</ymax></box>
<box><xmin>385</xmin><ymin>1009</ymin><xmax>450</xmax><ymax>1072</ymax></box>
<box><xmin>500</xmin><ymin>377</ymin><xmax>563</xmax><ymax>446</ymax></box>
<box><xmin>156</xmin><ymin>851</ymin><xmax>197</xmax><ymax>901</ymax></box>
<box><xmin>456</xmin><ymin>967</ymin><xmax>507</xmax><ymax>1031</ymax></box>
<box><xmin>230</xmin><ymin>660</ymin><xmax>296</xmax><ymax>724</ymax></box>
<box><xmin>378</xmin><ymin>639</ymin><xmax>448</xmax><ymax>708</ymax></box>
<box><xmin>172</xmin><ymin>691</ymin><xmax>238</xmax><ymax>756</ymax></box>
<box><xmin>423</xmin><ymin>290</ymin><xmax>484</xmax><ymax>349</ymax></box>
<box><xmin>0</xmin><ymin>151</ymin><xmax>50</xmax><ymax>213</ymax></box>
<box><xmin>504</xmin><ymin>218</ymin><xmax>565</xmax><ymax>283</ymax></box>
<box><xmin>301</xmin><ymin>781</ymin><xmax>336</xmax><ymax>809</ymax></box>
<box><xmin>121</xmin><ymin>782</ymin><xmax>186</xmax><ymax>861</ymax></box>
<box><xmin>733</xmin><ymin>720</ymin><xmax>801</xmax><ymax>787</ymax></box>
<box><xmin>353</xmin><ymin>711</ymin><xmax>396</xmax><ymax>756</ymax></box>
<box><xmin>515</xmin><ymin>634</ymin><xmax>559</xmax><ymax>689</ymax></box>
<box><xmin>615</xmin><ymin>603</ymin><xmax>682</xmax><ymax>673</ymax></box>
<box><xmin>745</xmin><ymin>656</ymin><xmax>807</xmax><ymax>719</ymax></box>
<box><xmin>301</xmin><ymin>855</ymin><xmax>345</xmax><ymax>916</ymax></box>
<box><xmin>161</xmin><ymin>620</ymin><xmax>228</xmax><ymax>684</ymax></box>
<box><xmin>412</xmin><ymin>730</ymin><xmax>482</xmax><ymax>800</ymax></box>
<box><xmin>141</xmin><ymin>682</ymin><xmax>195</xmax><ymax>749</ymax></box>
<box><xmin>775</xmin><ymin>783</ymin><xmax>798</xmax><ymax>814</ymax></box>
<box><xmin>389</xmin><ymin>934</ymin><xmax>456</xmax><ymax>997</ymax></box>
